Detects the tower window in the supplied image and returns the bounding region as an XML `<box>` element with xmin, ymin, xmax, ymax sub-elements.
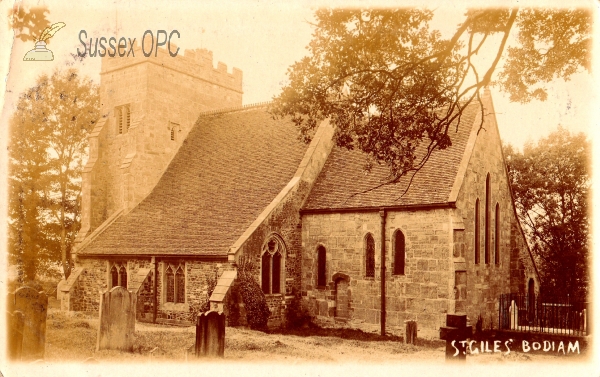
<box><xmin>170</xmin><ymin>122</ymin><xmax>180</xmax><ymax>141</ymax></box>
<box><xmin>115</xmin><ymin>104</ymin><xmax>131</xmax><ymax>134</ymax></box>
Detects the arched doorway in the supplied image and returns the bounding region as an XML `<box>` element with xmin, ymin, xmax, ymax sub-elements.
<box><xmin>332</xmin><ymin>273</ymin><xmax>350</xmax><ymax>320</ymax></box>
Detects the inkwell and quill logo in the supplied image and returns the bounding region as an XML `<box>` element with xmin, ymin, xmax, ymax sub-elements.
<box><xmin>23</xmin><ymin>22</ymin><xmax>66</xmax><ymax>61</ymax></box>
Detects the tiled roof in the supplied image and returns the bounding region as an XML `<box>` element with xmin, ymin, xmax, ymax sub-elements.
<box><xmin>81</xmin><ymin>106</ymin><xmax>309</xmax><ymax>256</ymax></box>
<box><xmin>303</xmin><ymin>104</ymin><xmax>479</xmax><ymax>210</ymax></box>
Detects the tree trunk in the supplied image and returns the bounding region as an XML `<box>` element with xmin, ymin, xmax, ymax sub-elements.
<box><xmin>60</xmin><ymin>191</ymin><xmax>71</xmax><ymax>279</ymax></box>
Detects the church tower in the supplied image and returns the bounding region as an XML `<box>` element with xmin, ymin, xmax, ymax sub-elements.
<box><xmin>75</xmin><ymin>40</ymin><xmax>243</xmax><ymax>245</ymax></box>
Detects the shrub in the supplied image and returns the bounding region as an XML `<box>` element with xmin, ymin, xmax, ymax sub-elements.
<box><xmin>285</xmin><ymin>292</ymin><xmax>311</xmax><ymax>329</ymax></box>
<box><xmin>237</xmin><ymin>257</ymin><xmax>270</xmax><ymax>331</ymax></box>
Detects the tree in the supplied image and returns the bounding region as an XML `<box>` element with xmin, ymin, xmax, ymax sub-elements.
<box><xmin>8</xmin><ymin>69</ymin><xmax>100</xmax><ymax>281</ymax></box>
<box><xmin>504</xmin><ymin>127</ymin><xmax>590</xmax><ymax>298</ymax></box>
<box><xmin>8</xmin><ymin>4</ymin><xmax>51</xmax><ymax>43</ymax></box>
<box><xmin>271</xmin><ymin>8</ymin><xmax>591</xmax><ymax>183</ymax></box>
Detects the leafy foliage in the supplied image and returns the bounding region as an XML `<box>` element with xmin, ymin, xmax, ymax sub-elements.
<box><xmin>271</xmin><ymin>8</ymin><xmax>591</xmax><ymax>184</ymax></box>
<box><xmin>237</xmin><ymin>257</ymin><xmax>271</xmax><ymax>331</ymax></box>
<box><xmin>504</xmin><ymin>127</ymin><xmax>589</xmax><ymax>298</ymax></box>
<box><xmin>198</xmin><ymin>270</ymin><xmax>218</xmax><ymax>313</ymax></box>
<box><xmin>8</xmin><ymin>69</ymin><xmax>100</xmax><ymax>280</ymax></box>
<box><xmin>8</xmin><ymin>5</ymin><xmax>51</xmax><ymax>43</ymax></box>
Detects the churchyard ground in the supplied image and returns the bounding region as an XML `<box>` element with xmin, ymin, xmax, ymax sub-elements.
<box><xmin>43</xmin><ymin>297</ymin><xmax>586</xmax><ymax>364</ymax></box>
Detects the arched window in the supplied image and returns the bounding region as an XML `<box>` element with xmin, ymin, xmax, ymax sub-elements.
<box><xmin>175</xmin><ymin>266</ymin><xmax>185</xmax><ymax>303</ymax></box>
<box><xmin>495</xmin><ymin>203</ymin><xmax>500</xmax><ymax>265</ymax></box>
<box><xmin>317</xmin><ymin>246</ymin><xmax>326</xmax><ymax>287</ymax></box>
<box><xmin>109</xmin><ymin>262</ymin><xmax>128</xmax><ymax>288</ymax></box>
<box><xmin>365</xmin><ymin>233</ymin><xmax>375</xmax><ymax>278</ymax></box>
<box><xmin>475</xmin><ymin>198</ymin><xmax>480</xmax><ymax>264</ymax></box>
<box><xmin>164</xmin><ymin>263</ymin><xmax>185</xmax><ymax>304</ymax></box>
<box><xmin>261</xmin><ymin>235</ymin><xmax>286</xmax><ymax>294</ymax></box>
<box><xmin>485</xmin><ymin>174</ymin><xmax>491</xmax><ymax>264</ymax></box>
<box><xmin>393</xmin><ymin>230</ymin><xmax>405</xmax><ymax>275</ymax></box>
<box><xmin>110</xmin><ymin>265</ymin><xmax>118</xmax><ymax>288</ymax></box>
<box><xmin>165</xmin><ymin>266</ymin><xmax>175</xmax><ymax>303</ymax></box>
<box><xmin>119</xmin><ymin>265</ymin><xmax>128</xmax><ymax>289</ymax></box>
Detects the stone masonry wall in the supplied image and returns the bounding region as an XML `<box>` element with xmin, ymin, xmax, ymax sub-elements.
<box><xmin>454</xmin><ymin>92</ymin><xmax>539</xmax><ymax>330</ymax></box>
<box><xmin>302</xmin><ymin>208</ymin><xmax>454</xmax><ymax>333</ymax></box>
<box><xmin>156</xmin><ymin>259</ymin><xmax>233</xmax><ymax>325</ymax></box>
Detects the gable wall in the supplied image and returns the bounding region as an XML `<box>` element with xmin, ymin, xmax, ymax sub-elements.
<box><xmin>454</xmin><ymin>95</ymin><xmax>539</xmax><ymax>329</ymax></box>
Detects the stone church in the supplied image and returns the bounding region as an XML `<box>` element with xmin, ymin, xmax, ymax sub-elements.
<box><xmin>59</xmin><ymin>42</ymin><xmax>539</xmax><ymax>333</ymax></box>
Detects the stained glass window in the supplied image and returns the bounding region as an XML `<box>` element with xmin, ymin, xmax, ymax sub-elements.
<box><xmin>365</xmin><ymin>233</ymin><xmax>375</xmax><ymax>278</ymax></box>
<box><xmin>175</xmin><ymin>266</ymin><xmax>185</xmax><ymax>303</ymax></box>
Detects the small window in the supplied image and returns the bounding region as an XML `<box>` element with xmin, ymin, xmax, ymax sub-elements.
<box><xmin>495</xmin><ymin>203</ymin><xmax>500</xmax><ymax>265</ymax></box>
<box><xmin>365</xmin><ymin>233</ymin><xmax>375</xmax><ymax>278</ymax></box>
<box><xmin>164</xmin><ymin>263</ymin><xmax>185</xmax><ymax>304</ymax></box>
<box><xmin>110</xmin><ymin>265</ymin><xmax>118</xmax><ymax>287</ymax></box>
<box><xmin>475</xmin><ymin>198</ymin><xmax>480</xmax><ymax>264</ymax></box>
<box><xmin>393</xmin><ymin>230</ymin><xmax>405</xmax><ymax>275</ymax></box>
<box><xmin>170</xmin><ymin>122</ymin><xmax>180</xmax><ymax>141</ymax></box>
<box><xmin>115</xmin><ymin>104</ymin><xmax>131</xmax><ymax>134</ymax></box>
<box><xmin>165</xmin><ymin>266</ymin><xmax>175</xmax><ymax>303</ymax></box>
<box><xmin>175</xmin><ymin>267</ymin><xmax>185</xmax><ymax>303</ymax></box>
<box><xmin>317</xmin><ymin>246</ymin><xmax>326</xmax><ymax>287</ymax></box>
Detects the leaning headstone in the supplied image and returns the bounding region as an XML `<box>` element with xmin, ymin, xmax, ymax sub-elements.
<box><xmin>14</xmin><ymin>287</ymin><xmax>48</xmax><ymax>360</ymax></box>
<box><xmin>7</xmin><ymin>310</ymin><xmax>25</xmax><ymax>360</ymax></box>
<box><xmin>195</xmin><ymin>311</ymin><xmax>225</xmax><ymax>358</ymax></box>
<box><xmin>96</xmin><ymin>286</ymin><xmax>136</xmax><ymax>352</ymax></box>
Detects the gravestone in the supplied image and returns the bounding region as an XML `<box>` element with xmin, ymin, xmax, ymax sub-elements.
<box><xmin>195</xmin><ymin>311</ymin><xmax>225</xmax><ymax>358</ymax></box>
<box><xmin>7</xmin><ymin>310</ymin><xmax>25</xmax><ymax>360</ymax></box>
<box><xmin>439</xmin><ymin>314</ymin><xmax>472</xmax><ymax>362</ymax></box>
<box><xmin>96</xmin><ymin>286</ymin><xmax>136</xmax><ymax>352</ymax></box>
<box><xmin>13</xmin><ymin>287</ymin><xmax>48</xmax><ymax>360</ymax></box>
<box><xmin>509</xmin><ymin>300</ymin><xmax>518</xmax><ymax>330</ymax></box>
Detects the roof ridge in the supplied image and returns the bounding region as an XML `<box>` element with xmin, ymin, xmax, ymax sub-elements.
<box><xmin>197</xmin><ymin>101</ymin><xmax>272</xmax><ymax>117</ymax></box>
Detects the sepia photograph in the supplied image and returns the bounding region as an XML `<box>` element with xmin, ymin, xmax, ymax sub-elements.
<box><xmin>0</xmin><ymin>0</ymin><xmax>596</xmax><ymax>376</ymax></box>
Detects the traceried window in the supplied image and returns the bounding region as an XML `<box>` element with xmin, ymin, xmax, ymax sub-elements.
<box><xmin>109</xmin><ymin>262</ymin><xmax>128</xmax><ymax>288</ymax></box>
<box><xmin>317</xmin><ymin>246</ymin><xmax>326</xmax><ymax>287</ymax></box>
<box><xmin>393</xmin><ymin>230</ymin><xmax>406</xmax><ymax>275</ymax></box>
<box><xmin>495</xmin><ymin>203</ymin><xmax>500</xmax><ymax>265</ymax></box>
<box><xmin>365</xmin><ymin>233</ymin><xmax>375</xmax><ymax>278</ymax></box>
<box><xmin>260</xmin><ymin>235</ymin><xmax>286</xmax><ymax>294</ymax></box>
<box><xmin>485</xmin><ymin>174</ymin><xmax>491</xmax><ymax>264</ymax></box>
<box><xmin>115</xmin><ymin>104</ymin><xmax>131</xmax><ymax>134</ymax></box>
<box><xmin>475</xmin><ymin>198</ymin><xmax>480</xmax><ymax>264</ymax></box>
<box><xmin>164</xmin><ymin>263</ymin><xmax>185</xmax><ymax>304</ymax></box>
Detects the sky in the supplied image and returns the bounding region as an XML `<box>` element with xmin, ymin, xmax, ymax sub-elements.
<box><xmin>0</xmin><ymin>0</ymin><xmax>595</xmax><ymax>152</ymax></box>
